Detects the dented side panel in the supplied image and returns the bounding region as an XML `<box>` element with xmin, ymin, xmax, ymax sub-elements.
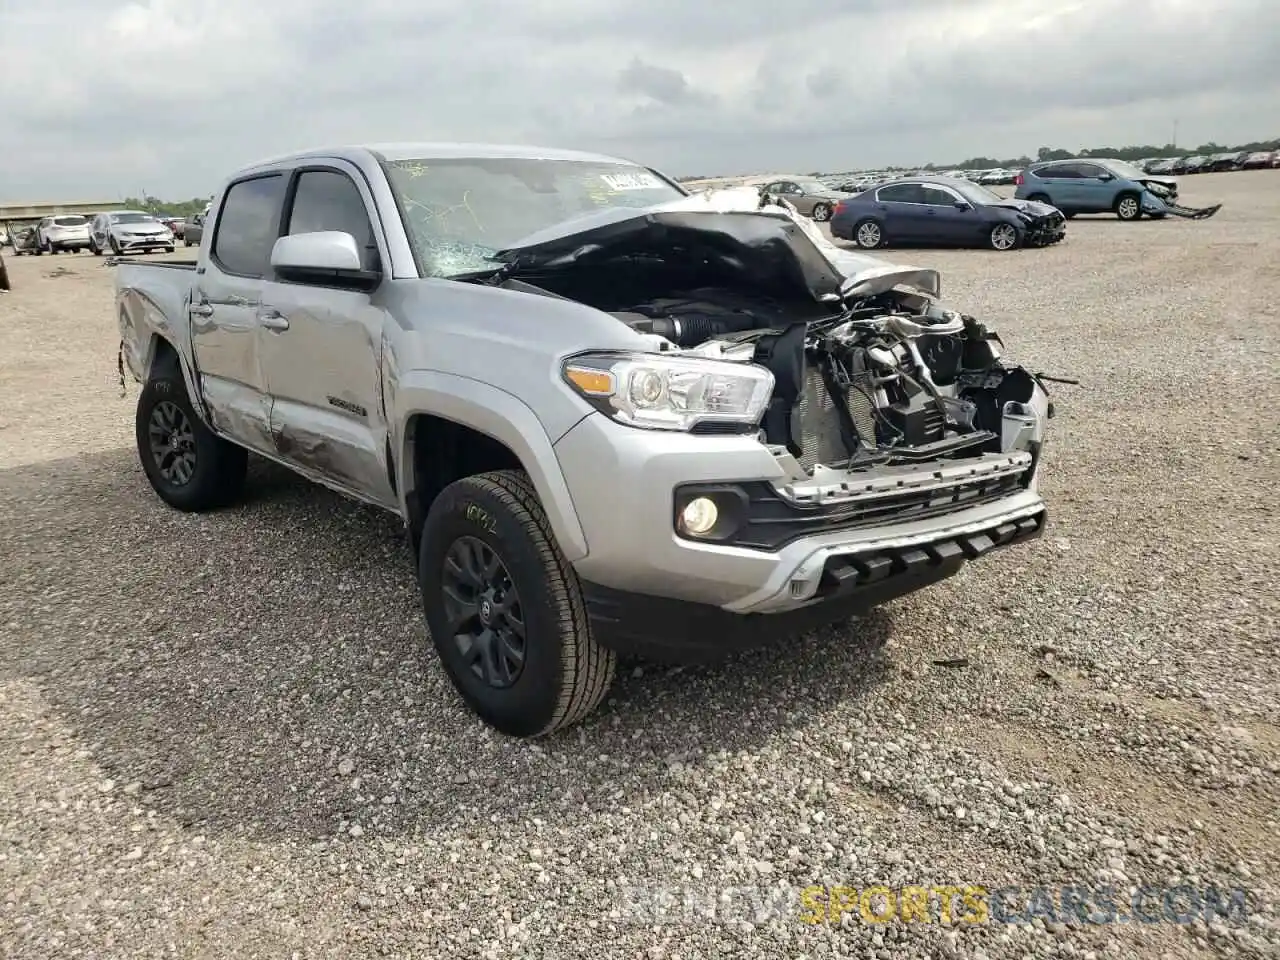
<box><xmin>258</xmin><ymin>280</ymin><xmax>398</xmax><ymax>510</ymax></box>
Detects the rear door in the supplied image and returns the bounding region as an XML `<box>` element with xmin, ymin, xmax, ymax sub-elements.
<box><xmin>258</xmin><ymin>164</ymin><xmax>396</xmax><ymax>508</ymax></box>
<box><xmin>190</xmin><ymin>173</ymin><xmax>288</xmax><ymax>455</ymax></box>
<box><xmin>1028</xmin><ymin>163</ymin><xmax>1077</xmax><ymax>208</ymax></box>
<box><xmin>874</xmin><ymin>183</ymin><xmax>927</xmax><ymax>241</ymax></box>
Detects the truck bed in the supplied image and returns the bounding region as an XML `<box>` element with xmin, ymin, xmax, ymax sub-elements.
<box><xmin>115</xmin><ymin>258</ymin><xmax>200</xmax><ymax>384</ymax></box>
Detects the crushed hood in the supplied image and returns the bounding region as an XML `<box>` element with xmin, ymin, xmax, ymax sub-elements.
<box><xmin>989</xmin><ymin>198</ymin><xmax>1060</xmax><ymax>218</ymax></box>
<box><xmin>495</xmin><ymin>188</ymin><xmax>942</xmax><ymax>301</ymax></box>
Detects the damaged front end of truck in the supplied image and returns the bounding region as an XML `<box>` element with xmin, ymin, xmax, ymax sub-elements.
<box><xmin>485</xmin><ymin>189</ymin><xmax>1059</xmax><ymax>578</ymax></box>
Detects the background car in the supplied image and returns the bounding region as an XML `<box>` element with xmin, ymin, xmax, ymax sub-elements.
<box><xmin>182</xmin><ymin>212</ymin><xmax>206</xmax><ymax>246</ymax></box>
<box><xmin>756</xmin><ymin>177</ymin><xmax>848</xmax><ymax>221</ymax></box>
<box><xmin>1014</xmin><ymin>158</ymin><xmax>1178</xmax><ymax>220</ymax></box>
<box><xmin>154</xmin><ymin>215</ymin><xmax>185</xmax><ymax>238</ymax></box>
<box><xmin>9</xmin><ymin>225</ymin><xmax>42</xmax><ymax>255</ymax></box>
<box><xmin>1241</xmin><ymin>151</ymin><xmax>1277</xmax><ymax>169</ymax></box>
<box><xmin>829</xmin><ymin>176</ymin><xmax>1066</xmax><ymax>252</ymax></box>
<box><xmin>0</xmin><ymin>224</ymin><xmax>9</xmax><ymax>246</ymax></box>
<box><xmin>37</xmin><ymin>215</ymin><xmax>92</xmax><ymax>254</ymax></box>
<box><xmin>89</xmin><ymin>210</ymin><xmax>175</xmax><ymax>255</ymax></box>
<box><xmin>978</xmin><ymin>167</ymin><xmax>1019</xmax><ymax>186</ymax></box>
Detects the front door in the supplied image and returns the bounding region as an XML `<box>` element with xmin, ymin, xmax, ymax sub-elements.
<box><xmin>189</xmin><ymin>173</ymin><xmax>288</xmax><ymax>456</ymax></box>
<box><xmin>1069</xmin><ymin>162</ymin><xmax>1113</xmax><ymax>212</ymax></box>
<box><xmin>259</xmin><ymin>165</ymin><xmax>396</xmax><ymax>509</ymax></box>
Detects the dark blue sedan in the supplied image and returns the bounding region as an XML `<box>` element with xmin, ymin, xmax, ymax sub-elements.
<box><xmin>829</xmin><ymin>176</ymin><xmax>1066</xmax><ymax>252</ymax></box>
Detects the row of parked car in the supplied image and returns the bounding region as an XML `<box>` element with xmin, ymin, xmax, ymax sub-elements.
<box><xmin>748</xmin><ymin>152</ymin><xmax>1223</xmax><ymax>254</ymax></box>
<box><xmin>1</xmin><ymin>205</ymin><xmax>210</xmax><ymax>257</ymax></box>
<box><xmin>1140</xmin><ymin>150</ymin><xmax>1278</xmax><ymax>175</ymax></box>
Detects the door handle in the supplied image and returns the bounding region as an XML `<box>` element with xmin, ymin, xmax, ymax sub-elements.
<box><xmin>259</xmin><ymin>310</ymin><xmax>290</xmax><ymax>332</ymax></box>
<box><xmin>190</xmin><ymin>302</ymin><xmax>214</xmax><ymax>317</ymax></box>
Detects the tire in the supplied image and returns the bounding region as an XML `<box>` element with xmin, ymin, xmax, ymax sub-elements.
<box><xmin>89</xmin><ymin>238</ymin><xmax>101</xmax><ymax>255</ymax></box>
<box><xmin>811</xmin><ymin>202</ymin><xmax>833</xmax><ymax>222</ymax></box>
<box><xmin>989</xmin><ymin>222</ymin><xmax>1020</xmax><ymax>251</ymax></box>
<box><xmin>110</xmin><ymin>237</ymin><xmax>122</xmax><ymax>256</ymax></box>
<box><xmin>135</xmin><ymin>354</ymin><xmax>247</xmax><ymax>512</ymax></box>
<box><xmin>1115</xmin><ymin>193</ymin><xmax>1141</xmax><ymax>221</ymax></box>
<box><xmin>183</xmin><ymin>237</ymin><xmax>192</xmax><ymax>247</ymax></box>
<box><xmin>419</xmin><ymin>470</ymin><xmax>616</xmax><ymax>737</ymax></box>
<box><xmin>164</xmin><ymin>246</ymin><xmax>175</xmax><ymax>254</ymax></box>
<box><xmin>853</xmin><ymin>218</ymin><xmax>885</xmax><ymax>249</ymax></box>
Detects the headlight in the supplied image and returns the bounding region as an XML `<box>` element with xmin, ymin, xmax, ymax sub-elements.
<box><xmin>562</xmin><ymin>352</ymin><xmax>774</xmax><ymax>432</ymax></box>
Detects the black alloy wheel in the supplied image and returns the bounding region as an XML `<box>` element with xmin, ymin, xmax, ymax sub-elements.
<box><xmin>146</xmin><ymin>399</ymin><xmax>197</xmax><ymax>486</ymax></box>
<box><xmin>440</xmin><ymin>536</ymin><xmax>527</xmax><ymax>689</ymax></box>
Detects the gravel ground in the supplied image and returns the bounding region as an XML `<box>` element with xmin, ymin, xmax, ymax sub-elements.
<box><xmin>1</xmin><ymin>170</ymin><xmax>1277</xmax><ymax>959</ymax></box>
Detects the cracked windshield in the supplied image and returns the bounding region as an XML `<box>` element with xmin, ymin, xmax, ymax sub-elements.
<box><xmin>384</xmin><ymin>157</ymin><xmax>684</xmax><ymax>277</ymax></box>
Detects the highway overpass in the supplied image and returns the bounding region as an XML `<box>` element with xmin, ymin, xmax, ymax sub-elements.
<box><xmin>0</xmin><ymin>200</ymin><xmax>121</xmax><ymax>222</ymax></box>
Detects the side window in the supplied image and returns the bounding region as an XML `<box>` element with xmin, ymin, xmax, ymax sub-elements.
<box><xmin>1074</xmin><ymin>163</ymin><xmax>1106</xmax><ymax>179</ymax></box>
<box><xmin>877</xmin><ymin>183</ymin><xmax>923</xmax><ymax>203</ymax></box>
<box><xmin>211</xmin><ymin>174</ymin><xmax>287</xmax><ymax>277</ymax></box>
<box><xmin>284</xmin><ymin>170</ymin><xmax>379</xmax><ymax>272</ymax></box>
<box><xmin>920</xmin><ymin>186</ymin><xmax>957</xmax><ymax>206</ymax></box>
<box><xmin>1035</xmin><ymin>164</ymin><xmax>1069</xmax><ymax>179</ymax></box>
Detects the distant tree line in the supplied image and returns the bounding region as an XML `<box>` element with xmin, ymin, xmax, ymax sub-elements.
<box><xmin>674</xmin><ymin>134</ymin><xmax>1280</xmax><ymax>180</ymax></box>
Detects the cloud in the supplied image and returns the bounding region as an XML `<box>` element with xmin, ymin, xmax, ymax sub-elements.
<box><xmin>1</xmin><ymin>0</ymin><xmax>1277</xmax><ymax>199</ymax></box>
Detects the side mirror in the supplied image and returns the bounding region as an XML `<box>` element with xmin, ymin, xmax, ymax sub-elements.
<box><xmin>953</xmin><ymin>201</ymin><xmax>972</xmax><ymax>211</ymax></box>
<box><xmin>1096</xmin><ymin>172</ymin><xmax>1113</xmax><ymax>181</ymax></box>
<box><xmin>271</xmin><ymin>231</ymin><xmax>379</xmax><ymax>290</ymax></box>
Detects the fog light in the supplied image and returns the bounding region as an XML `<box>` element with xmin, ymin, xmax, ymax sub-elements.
<box><xmin>679</xmin><ymin>497</ymin><xmax>718</xmax><ymax>536</ymax></box>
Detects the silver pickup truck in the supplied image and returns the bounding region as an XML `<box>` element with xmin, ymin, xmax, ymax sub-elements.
<box><xmin>115</xmin><ymin>143</ymin><xmax>1052</xmax><ymax>737</ymax></box>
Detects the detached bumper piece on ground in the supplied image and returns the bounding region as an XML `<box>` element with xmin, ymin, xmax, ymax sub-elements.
<box><xmin>1165</xmin><ymin>202</ymin><xmax>1223</xmax><ymax>220</ymax></box>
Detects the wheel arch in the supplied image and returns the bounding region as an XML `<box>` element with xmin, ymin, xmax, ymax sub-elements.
<box><xmin>139</xmin><ymin>333</ymin><xmax>207</xmax><ymax>422</ymax></box>
<box><xmin>396</xmin><ymin>372</ymin><xmax>589</xmax><ymax>564</ymax></box>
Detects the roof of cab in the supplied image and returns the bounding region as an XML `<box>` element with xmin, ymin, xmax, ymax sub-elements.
<box><xmin>238</xmin><ymin>142</ymin><xmax>637</xmax><ymax>174</ymax></box>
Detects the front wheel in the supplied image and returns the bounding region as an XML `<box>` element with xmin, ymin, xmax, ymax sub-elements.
<box><xmin>1115</xmin><ymin>193</ymin><xmax>1141</xmax><ymax>221</ymax></box>
<box><xmin>135</xmin><ymin>358</ymin><xmax>247</xmax><ymax>511</ymax></box>
<box><xmin>419</xmin><ymin>470</ymin><xmax>616</xmax><ymax>737</ymax></box>
<box><xmin>89</xmin><ymin>238</ymin><xmax>102</xmax><ymax>255</ymax></box>
<box><xmin>853</xmin><ymin>218</ymin><xmax>885</xmax><ymax>249</ymax></box>
<box><xmin>110</xmin><ymin>237</ymin><xmax>122</xmax><ymax>255</ymax></box>
<box><xmin>989</xmin><ymin>222</ymin><xmax>1020</xmax><ymax>251</ymax></box>
<box><xmin>811</xmin><ymin>202</ymin><xmax>832</xmax><ymax>222</ymax></box>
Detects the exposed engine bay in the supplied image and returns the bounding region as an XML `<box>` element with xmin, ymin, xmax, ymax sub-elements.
<box><xmin>616</xmin><ymin>286</ymin><xmax>1044</xmax><ymax>474</ymax></box>
<box><xmin>482</xmin><ymin>194</ymin><xmax>1056</xmax><ymax>480</ymax></box>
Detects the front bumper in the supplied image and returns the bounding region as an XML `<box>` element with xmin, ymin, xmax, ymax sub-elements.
<box><xmin>555</xmin><ymin>398</ymin><xmax>1049</xmax><ymax>621</ymax></box>
<box><xmin>115</xmin><ymin>233</ymin><xmax>173</xmax><ymax>251</ymax></box>
<box><xmin>1023</xmin><ymin>215</ymin><xmax>1066</xmax><ymax>246</ymax></box>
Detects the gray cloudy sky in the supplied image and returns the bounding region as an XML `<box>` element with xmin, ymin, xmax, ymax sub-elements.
<box><xmin>2</xmin><ymin>0</ymin><xmax>1277</xmax><ymax>202</ymax></box>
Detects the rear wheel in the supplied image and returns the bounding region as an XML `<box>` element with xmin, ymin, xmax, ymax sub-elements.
<box><xmin>135</xmin><ymin>354</ymin><xmax>247</xmax><ymax>511</ymax></box>
<box><xmin>89</xmin><ymin>238</ymin><xmax>102</xmax><ymax>255</ymax></box>
<box><xmin>1115</xmin><ymin>193</ymin><xmax>1141</xmax><ymax>221</ymax></box>
<box><xmin>419</xmin><ymin>470</ymin><xmax>615</xmax><ymax>737</ymax></box>
<box><xmin>811</xmin><ymin>202</ymin><xmax>833</xmax><ymax>222</ymax></box>
<box><xmin>853</xmin><ymin>218</ymin><xmax>885</xmax><ymax>249</ymax></box>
